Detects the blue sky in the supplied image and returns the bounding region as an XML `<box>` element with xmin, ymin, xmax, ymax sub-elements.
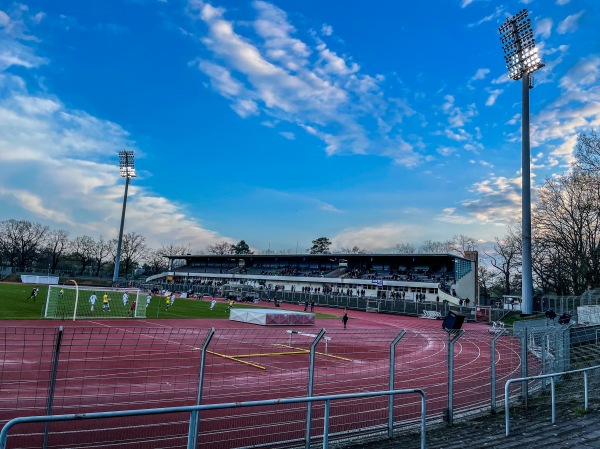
<box><xmin>0</xmin><ymin>0</ymin><xmax>598</xmax><ymax>254</ymax></box>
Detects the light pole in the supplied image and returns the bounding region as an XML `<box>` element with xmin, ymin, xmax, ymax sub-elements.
<box><xmin>113</xmin><ymin>150</ymin><xmax>136</xmax><ymax>286</ymax></box>
<box><xmin>498</xmin><ymin>9</ymin><xmax>544</xmax><ymax>315</ymax></box>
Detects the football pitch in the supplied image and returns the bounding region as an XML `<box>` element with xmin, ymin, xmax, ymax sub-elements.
<box><xmin>0</xmin><ymin>282</ymin><xmax>336</xmax><ymax>320</ymax></box>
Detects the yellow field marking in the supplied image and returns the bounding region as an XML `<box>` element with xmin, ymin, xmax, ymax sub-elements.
<box><xmin>234</xmin><ymin>351</ymin><xmax>309</xmax><ymax>358</ymax></box>
<box><xmin>205</xmin><ymin>350</ymin><xmax>266</xmax><ymax>370</ymax></box>
<box><xmin>274</xmin><ymin>344</ymin><xmax>353</xmax><ymax>362</ymax></box>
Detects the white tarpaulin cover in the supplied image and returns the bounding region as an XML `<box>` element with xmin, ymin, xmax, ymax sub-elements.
<box><xmin>577</xmin><ymin>305</ymin><xmax>600</xmax><ymax>325</ymax></box>
<box><xmin>21</xmin><ymin>275</ymin><xmax>59</xmax><ymax>285</ymax></box>
<box><xmin>229</xmin><ymin>308</ymin><xmax>315</xmax><ymax>326</ymax></box>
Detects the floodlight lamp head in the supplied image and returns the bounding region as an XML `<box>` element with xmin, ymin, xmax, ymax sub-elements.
<box><xmin>118</xmin><ymin>150</ymin><xmax>136</xmax><ymax>178</ymax></box>
<box><xmin>498</xmin><ymin>8</ymin><xmax>544</xmax><ymax>81</ymax></box>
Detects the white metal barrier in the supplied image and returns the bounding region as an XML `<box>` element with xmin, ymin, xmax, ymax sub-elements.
<box><xmin>504</xmin><ymin>364</ymin><xmax>600</xmax><ymax>436</ymax></box>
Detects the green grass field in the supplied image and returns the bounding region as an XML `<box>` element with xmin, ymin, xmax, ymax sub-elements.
<box><xmin>0</xmin><ymin>282</ymin><xmax>336</xmax><ymax>320</ymax></box>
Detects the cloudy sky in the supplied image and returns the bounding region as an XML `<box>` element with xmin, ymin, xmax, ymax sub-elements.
<box><xmin>0</xmin><ymin>0</ymin><xmax>598</xmax><ymax>253</ymax></box>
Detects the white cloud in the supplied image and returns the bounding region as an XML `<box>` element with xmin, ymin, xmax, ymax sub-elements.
<box><xmin>556</xmin><ymin>0</ymin><xmax>570</xmax><ymax>5</ymax></box>
<box><xmin>491</xmin><ymin>73</ymin><xmax>511</xmax><ymax>85</ymax></box>
<box><xmin>321</xmin><ymin>24</ymin><xmax>333</xmax><ymax>36</ymax></box>
<box><xmin>559</xmin><ymin>56</ymin><xmax>600</xmax><ymax>90</ymax></box>
<box><xmin>536</xmin><ymin>18</ymin><xmax>553</xmax><ymax>39</ymax></box>
<box><xmin>437</xmin><ymin>146</ymin><xmax>457</xmax><ymax>156</ymax></box>
<box><xmin>0</xmin><ymin>86</ymin><xmax>232</xmax><ymax>248</ymax></box>
<box><xmin>0</xmin><ymin>7</ymin><xmax>233</xmax><ymax>249</ymax></box>
<box><xmin>0</xmin><ymin>11</ymin><xmax>10</xmax><ymax>27</ymax></box>
<box><xmin>506</xmin><ymin>113</ymin><xmax>520</xmax><ymax>125</ymax></box>
<box><xmin>468</xmin><ymin>6</ymin><xmax>504</xmax><ymax>27</ymax></box>
<box><xmin>485</xmin><ymin>89</ymin><xmax>503</xmax><ymax>106</ymax></box>
<box><xmin>332</xmin><ymin>223</ymin><xmax>423</xmax><ymax>251</ymax></box>
<box><xmin>459</xmin><ymin>175</ymin><xmax>523</xmax><ymax>224</ymax></box>
<box><xmin>441</xmin><ymin>95</ymin><xmax>454</xmax><ymax>113</ymax></box>
<box><xmin>470</xmin><ymin>68</ymin><xmax>490</xmax><ymax>81</ymax></box>
<box><xmin>188</xmin><ymin>0</ymin><xmax>420</xmax><ymax>164</ymax></box>
<box><xmin>557</xmin><ymin>10</ymin><xmax>585</xmax><ymax>34</ymax></box>
<box><xmin>436</xmin><ymin>208</ymin><xmax>476</xmax><ymax>225</ymax></box>
<box><xmin>279</xmin><ymin>131</ymin><xmax>295</xmax><ymax>140</ymax></box>
<box><xmin>446</xmin><ymin>102</ymin><xmax>478</xmax><ymax>128</ymax></box>
<box><xmin>445</xmin><ymin>129</ymin><xmax>469</xmax><ymax>141</ymax></box>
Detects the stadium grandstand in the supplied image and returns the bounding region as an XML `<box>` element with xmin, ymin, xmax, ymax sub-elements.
<box><xmin>146</xmin><ymin>253</ymin><xmax>477</xmax><ymax>307</ymax></box>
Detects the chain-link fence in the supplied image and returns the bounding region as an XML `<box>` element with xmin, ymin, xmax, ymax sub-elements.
<box><xmin>1</xmin><ymin>322</ymin><xmax>597</xmax><ymax>448</ymax></box>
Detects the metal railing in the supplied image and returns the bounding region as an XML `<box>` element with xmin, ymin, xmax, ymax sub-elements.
<box><xmin>0</xmin><ymin>389</ymin><xmax>427</xmax><ymax>449</ymax></box>
<box><xmin>504</xmin><ymin>364</ymin><xmax>600</xmax><ymax>436</ymax></box>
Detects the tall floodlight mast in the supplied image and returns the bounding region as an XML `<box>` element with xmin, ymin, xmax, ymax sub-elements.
<box><xmin>498</xmin><ymin>9</ymin><xmax>544</xmax><ymax>315</ymax></box>
<box><xmin>113</xmin><ymin>150</ymin><xmax>136</xmax><ymax>286</ymax></box>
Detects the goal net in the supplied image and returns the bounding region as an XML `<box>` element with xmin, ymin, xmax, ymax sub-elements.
<box><xmin>45</xmin><ymin>285</ymin><xmax>144</xmax><ymax>319</ymax></box>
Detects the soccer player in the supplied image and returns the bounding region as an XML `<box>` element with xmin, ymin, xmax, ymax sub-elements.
<box><xmin>59</xmin><ymin>288</ymin><xmax>64</xmax><ymax>300</ymax></box>
<box><xmin>210</xmin><ymin>299</ymin><xmax>217</xmax><ymax>310</ymax></box>
<box><xmin>170</xmin><ymin>293</ymin><xmax>176</xmax><ymax>306</ymax></box>
<box><xmin>146</xmin><ymin>293</ymin><xmax>152</xmax><ymax>308</ymax></box>
<box><xmin>226</xmin><ymin>299</ymin><xmax>234</xmax><ymax>312</ymax></box>
<box><xmin>128</xmin><ymin>300</ymin><xmax>137</xmax><ymax>317</ymax></box>
<box><xmin>26</xmin><ymin>286</ymin><xmax>39</xmax><ymax>301</ymax></box>
<box><xmin>102</xmin><ymin>293</ymin><xmax>110</xmax><ymax>312</ymax></box>
<box><xmin>89</xmin><ymin>292</ymin><xmax>97</xmax><ymax>312</ymax></box>
<box><xmin>165</xmin><ymin>296</ymin><xmax>171</xmax><ymax>311</ymax></box>
<box><xmin>122</xmin><ymin>292</ymin><xmax>129</xmax><ymax>306</ymax></box>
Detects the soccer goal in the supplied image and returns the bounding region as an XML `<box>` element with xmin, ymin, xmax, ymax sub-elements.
<box><xmin>45</xmin><ymin>285</ymin><xmax>144</xmax><ymax>320</ymax></box>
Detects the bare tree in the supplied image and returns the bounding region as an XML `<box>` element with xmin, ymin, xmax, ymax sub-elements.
<box><xmin>155</xmin><ymin>243</ymin><xmax>189</xmax><ymax>270</ymax></box>
<box><xmin>339</xmin><ymin>246</ymin><xmax>369</xmax><ymax>254</ymax></box>
<box><xmin>0</xmin><ymin>220</ymin><xmax>50</xmax><ymax>271</ymax></box>
<box><xmin>71</xmin><ymin>235</ymin><xmax>97</xmax><ymax>275</ymax></box>
<box><xmin>112</xmin><ymin>232</ymin><xmax>148</xmax><ymax>278</ymax></box>
<box><xmin>486</xmin><ymin>229</ymin><xmax>521</xmax><ymax>295</ymax></box>
<box><xmin>91</xmin><ymin>236</ymin><xmax>112</xmax><ymax>277</ymax></box>
<box><xmin>45</xmin><ymin>229</ymin><xmax>69</xmax><ymax>274</ymax></box>
<box><xmin>419</xmin><ymin>240</ymin><xmax>449</xmax><ymax>254</ymax></box>
<box><xmin>207</xmin><ymin>241</ymin><xmax>233</xmax><ymax>255</ymax></box>
<box><xmin>574</xmin><ymin>130</ymin><xmax>600</xmax><ymax>173</ymax></box>
<box><xmin>448</xmin><ymin>234</ymin><xmax>477</xmax><ymax>257</ymax></box>
<box><xmin>145</xmin><ymin>248</ymin><xmax>170</xmax><ymax>274</ymax></box>
<box><xmin>394</xmin><ymin>243</ymin><xmax>417</xmax><ymax>253</ymax></box>
<box><xmin>478</xmin><ymin>264</ymin><xmax>498</xmax><ymax>303</ymax></box>
<box><xmin>160</xmin><ymin>243</ymin><xmax>189</xmax><ymax>257</ymax></box>
<box><xmin>533</xmin><ymin>171</ymin><xmax>600</xmax><ymax>294</ymax></box>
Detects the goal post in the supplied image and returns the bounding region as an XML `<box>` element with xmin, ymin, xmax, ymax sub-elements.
<box><xmin>45</xmin><ymin>285</ymin><xmax>144</xmax><ymax>319</ymax></box>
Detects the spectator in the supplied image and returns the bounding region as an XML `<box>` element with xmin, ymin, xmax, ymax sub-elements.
<box><xmin>342</xmin><ymin>310</ymin><xmax>349</xmax><ymax>329</ymax></box>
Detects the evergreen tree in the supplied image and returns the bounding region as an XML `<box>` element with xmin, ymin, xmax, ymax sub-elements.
<box><xmin>309</xmin><ymin>237</ymin><xmax>332</xmax><ymax>254</ymax></box>
<box><xmin>231</xmin><ymin>240</ymin><xmax>253</xmax><ymax>254</ymax></box>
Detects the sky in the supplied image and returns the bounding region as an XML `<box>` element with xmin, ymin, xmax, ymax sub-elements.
<box><xmin>0</xmin><ymin>0</ymin><xmax>598</xmax><ymax>254</ymax></box>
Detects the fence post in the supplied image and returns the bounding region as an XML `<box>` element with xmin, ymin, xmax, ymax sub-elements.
<box><xmin>187</xmin><ymin>328</ymin><xmax>215</xmax><ymax>449</ymax></box>
<box><xmin>388</xmin><ymin>330</ymin><xmax>407</xmax><ymax>437</ymax></box>
<box><xmin>584</xmin><ymin>371</ymin><xmax>589</xmax><ymax>411</ymax></box>
<box><xmin>305</xmin><ymin>328</ymin><xmax>326</xmax><ymax>449</ymax></box>
<box><xmin>541</xmin><ymin>333</ymin><xmax>547</xmax><ymax>391</ymax></box>
<box><xmin>490</xmin><ymin>328</ymin><xmax>505</xmax><ymax>414</ymax></box>
<box><xmin>43</xmin><ymin>326</ymin><xmax>64</xmax><ymax>449</ymax></box>
<box><xmin>447</xmin><ymin>329</ymin><xmax>464</xmax><ymax>425</ymax></box>
<box><xmin>520</xmin><ymin>328</ymin><xmax>528</xmax><ymax>404</ymax></box>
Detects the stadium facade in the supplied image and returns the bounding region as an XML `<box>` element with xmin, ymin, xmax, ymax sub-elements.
<box><xmin>147</xmin><ymin>253</ymin><xmax>477</xmax><ymax>305</ymax></box>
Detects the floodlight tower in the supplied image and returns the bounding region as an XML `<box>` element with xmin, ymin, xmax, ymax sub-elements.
<box><xmin>499</xmin><ymin>9</ymin><xmax>544</xmax><ymax>315</ymax></box>
<box><xmin>113</xmin><ymin>150</ymin><xmax>136</xmax><ymax>286</ymax></box>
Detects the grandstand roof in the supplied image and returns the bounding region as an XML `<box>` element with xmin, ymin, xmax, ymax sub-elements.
<box><xmin>166</xmin><ymin>253</ymin><xmax>470</xmax><ymax>272</ymax></box>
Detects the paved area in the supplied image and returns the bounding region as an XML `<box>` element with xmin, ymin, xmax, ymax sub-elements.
<box><xmin>343</xmin><ymin>402</ymin><xmax>600</xmax><ymax>449</ymax></box>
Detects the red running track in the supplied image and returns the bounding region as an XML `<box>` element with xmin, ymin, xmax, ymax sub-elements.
<box><xmin>0</xmin><ymin>301</ymin><xmax>531</xmax><ymax>448</ymax></box>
